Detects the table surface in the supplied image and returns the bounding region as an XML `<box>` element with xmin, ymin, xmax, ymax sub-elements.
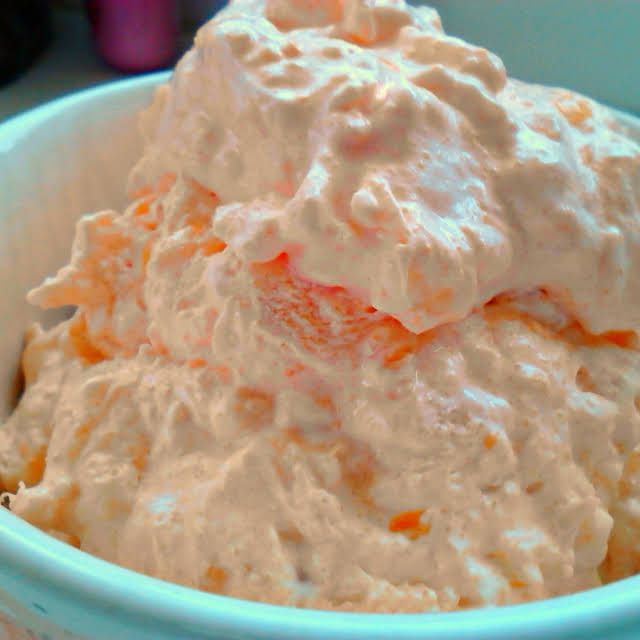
<box><xmin>0</xmin><ymin>9</ymin><xmax>124</xmax><ymax>123</ymax></box>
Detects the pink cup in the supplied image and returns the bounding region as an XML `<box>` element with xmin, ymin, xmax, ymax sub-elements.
<box><xmin>87</xmin><ymin>0</ymin><xmax>179</xmax><ymax>73</ymax></box>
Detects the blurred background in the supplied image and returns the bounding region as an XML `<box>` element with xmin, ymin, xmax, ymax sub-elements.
<box><xmin>1</xmin><ymin>0</ymin><xmax>639</xmax><ymax>122</ymax></box>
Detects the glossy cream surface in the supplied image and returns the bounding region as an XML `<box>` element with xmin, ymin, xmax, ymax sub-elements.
<box><xmin>1</xmin><ymin>0</ymin><xmax>640</xmax><ymax>612</ymax></box>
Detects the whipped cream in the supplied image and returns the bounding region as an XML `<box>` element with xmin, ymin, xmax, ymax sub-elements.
<box><xmin>131</xmin><ymin>0</ymin><xmax>640</xmax><ymax>335</ymax></box>
<box><xmin>2</xmin><ymin>0</ymin><xmax>640</xmax><ymax>612</ymax></box>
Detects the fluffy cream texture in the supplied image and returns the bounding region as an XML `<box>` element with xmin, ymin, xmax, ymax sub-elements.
<box><xmin>2</xmin><ymin>0</ymin><xmax>640</xmax><ymax>612</ymax></box>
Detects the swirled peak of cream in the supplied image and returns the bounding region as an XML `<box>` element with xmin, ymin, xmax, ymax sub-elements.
<box><xmin>130</xmin><ymin>0</ymin><xmax>640</xmax><ymax>335</ymax></box>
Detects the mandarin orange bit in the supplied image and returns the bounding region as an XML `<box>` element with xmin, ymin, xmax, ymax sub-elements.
<box><xmin>133</xmin><ymin>198</ymin><xmax>152</xmax><ymax>216</ymax></box>
<box><xmin>201</xmin><ymin>237</ymin><xmax>227</xmax><ymax>256</ymax></box>
<box><xmin>68</xmin><ymin>314</ymin><xmax>108</xmax><ymax>364</ymax></box>
<box><xmin>22</xmin><ymin>446</ymin><xmax>47</xmax><ymax>486</ymax></box>
<box><xmin>483</xmin><ymin>433</ymin><xmax>498</xmax><ymax>450</ymax></box>
<box><xmin>156</xmin><ymin>172</ymin><xmax>177</xmax><ymax>193</ymax></box>
<box><xmin>203</xmin><ymin>566</ymin><xmax>228</xmax><ymax>593</ymax></box>
<box><xmin>388</xmin><ymin>509</ymin><xmax>425</xmax><ymax>532</ymax></box>
<box><xmin>509</xmin><ymin>578</ymin><xmax>528</xmax><ymax>589</ymax></box>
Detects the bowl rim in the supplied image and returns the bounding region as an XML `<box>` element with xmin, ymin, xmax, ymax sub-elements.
<box><xmin>3</xmin><ymin>507</ymin><xmax>640</xmax><ymax>639</ymax></box>
<box><xmin>0</xmin><ymin>71</ymin><xmax>170</xmax><ymax>134</ymax></box>
<box><xmin>1</xmin><ymin>74</ymin><xmax>640</xmax><ymax>639</ymax></box>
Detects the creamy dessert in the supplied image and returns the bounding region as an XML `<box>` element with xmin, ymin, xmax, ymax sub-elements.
<box><xmin>1</xmin><ymin>0</ymin><xmax>640</xmax><ymax>612</ymax></box>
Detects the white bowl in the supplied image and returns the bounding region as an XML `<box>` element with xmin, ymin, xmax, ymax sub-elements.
<box><xmin>1</xmin><ymin>74</ymin><xmax>640</xmax><ymax>640</ymax></box>
<box><xmin>0</xmin><ymin>73</ymin><xmax>164</xmax><ymax>422</ymax></box>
